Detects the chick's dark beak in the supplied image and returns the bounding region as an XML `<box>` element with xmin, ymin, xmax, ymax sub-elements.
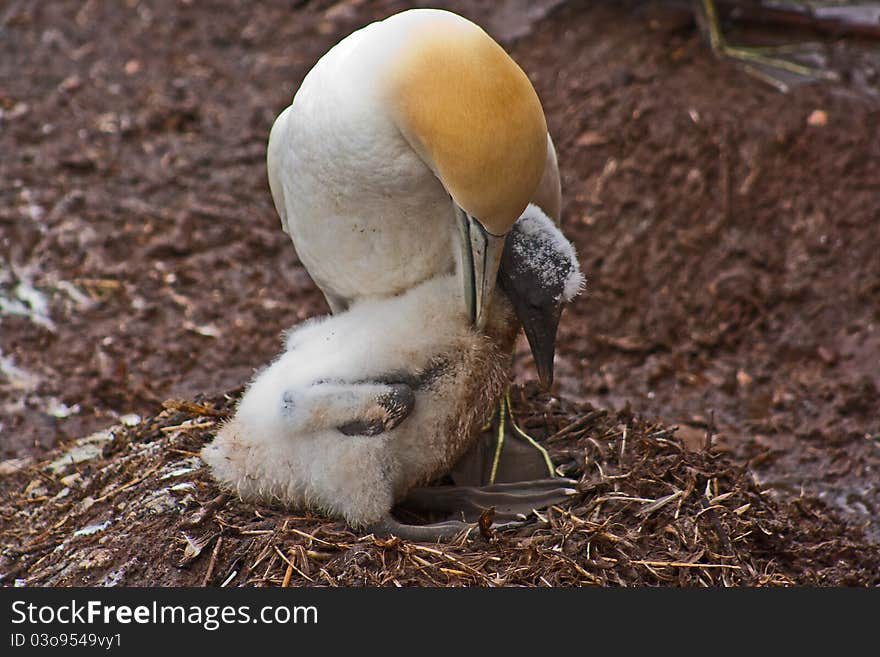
<box><xmin>516</xmin><ymin>301</ymin><xmax>561</xmax><ymax>388</ymax></box>
<box><xmin>498</xmin><ymin>256</ymin><xmax>563</xmax><ymax>389</ymax></box>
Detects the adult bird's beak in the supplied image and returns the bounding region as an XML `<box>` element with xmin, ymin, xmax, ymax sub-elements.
<box><xmin>456</xmin><ymin>206</ymin><xmax>507</xmax><ymax>330</ymax></box>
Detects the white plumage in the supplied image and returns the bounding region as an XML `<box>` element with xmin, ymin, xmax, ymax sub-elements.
<box><xmin>202</xmin><ymin>207</ymin><xmax>582</xmax><ymax>532</ymax></box>
<box><xmin>267</xmin><ymin>45</ymin><xmax>454</xmax><ymax>306</ymax></box>
<box><xmin>267</xmin><ymin>8</ymin><xmax>561</xmax><ymax>317</ymax></box>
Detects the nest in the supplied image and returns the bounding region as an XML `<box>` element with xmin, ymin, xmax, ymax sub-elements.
<box><xmin>1</xmin><ymin>383</ymin><xmax>874</xmax><ymax>587</ymax></box>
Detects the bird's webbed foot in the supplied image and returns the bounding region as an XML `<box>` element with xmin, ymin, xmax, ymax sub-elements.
<box><xmin>368</xmin><ymin>515</ymin><xmax>476</xmax><ymax>542</ymax></box>
<box><xmin>369</xmin><ymin>479</ymin><xmax>579</xmax><ymax>542</ymax></box>
<box><xmin>402</xmin><ymin>478</ymin><xmax>580</xmax><ymax>524</ymax></box>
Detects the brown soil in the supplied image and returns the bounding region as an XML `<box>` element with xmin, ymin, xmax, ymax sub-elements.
<box><xmin>1</xmin><ymin>0</ymin><xmax>878</xmax><ymax>582</ymax></box>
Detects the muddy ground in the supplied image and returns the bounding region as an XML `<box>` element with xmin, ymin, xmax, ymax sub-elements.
<box><xmin>1</xmin><ymin>0</ymin><xmax>878</xmax><ymax>576</ymax></box>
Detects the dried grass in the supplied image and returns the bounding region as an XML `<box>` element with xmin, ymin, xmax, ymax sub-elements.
<box><xmin>0</xmin><ymin>384</ymin><xmax>874</xmax><ymax>587</ymax></box>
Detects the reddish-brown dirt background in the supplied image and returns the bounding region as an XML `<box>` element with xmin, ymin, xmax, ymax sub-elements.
<box><xmin>1</xmin><ymin>0</ymin><xmax>878</xmax><ymax>545</ymax></box>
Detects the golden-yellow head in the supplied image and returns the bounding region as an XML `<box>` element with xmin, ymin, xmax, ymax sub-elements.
<box><xmin>384</xmin><ymin>10</ymin><xmax>548</xmax><ymax>236</ymax></box>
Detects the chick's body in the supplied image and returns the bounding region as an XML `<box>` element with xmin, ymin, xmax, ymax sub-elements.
<box><xmin>202</xmin><ymin>275</ymin><xmax>517</xmax><ymax>527</ymax></box>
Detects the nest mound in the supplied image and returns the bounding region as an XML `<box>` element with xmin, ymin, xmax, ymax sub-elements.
<box><xmin>1</xmin><ymin>384</ymin><xmax>874</xmax><ymax>587</ymax></box>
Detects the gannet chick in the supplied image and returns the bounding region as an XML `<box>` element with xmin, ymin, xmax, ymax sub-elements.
<box><xmin>203</xmin><ymin>274</ymin><xmax>515</xmax><ymax>535</ymax></box>
<box><xmin>202</xmin><ymin>206</ymin><xmax>583</xmax><ymax>540</ymax></box>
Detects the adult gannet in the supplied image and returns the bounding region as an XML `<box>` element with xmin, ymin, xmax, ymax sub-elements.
<box><xmin>267</xmin><ymin>8</ymin><xmax>562</xmax><ymax>380</ymax></box>
<box><xmin>202</xmin><ymin>206</ymin><xmax>583</xmax><ymax>540</ymax></box>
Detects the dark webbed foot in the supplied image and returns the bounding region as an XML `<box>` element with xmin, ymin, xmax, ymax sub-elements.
<box><xmin>368</xmin><ymin>512</ymin><xmax>534</xmax><ymax>542</ymax></box>
<box><xmin>451</xmin><ymin>390</ymin><xmax>557</xmax><ymax>487</ymax></box>
<box><xmin>371</xmin><ymin>479</ymin><xmax>579</xmax><ymax>542</ymax></box>
<box><xmin>402</xmin><ymin>478</ymin><xmax>579</xmax><ymax>523</ymax></box>
<box><xmin>368</xmin><ymin>515</ymin><xmax>475</xmax><ymax>542</ymax></box>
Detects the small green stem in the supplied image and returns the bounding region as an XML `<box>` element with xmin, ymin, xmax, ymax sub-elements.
<box><xmin>701</xmin><ymin>0</ymin><xmax>837</xmax><ymax>84</ymax></box>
